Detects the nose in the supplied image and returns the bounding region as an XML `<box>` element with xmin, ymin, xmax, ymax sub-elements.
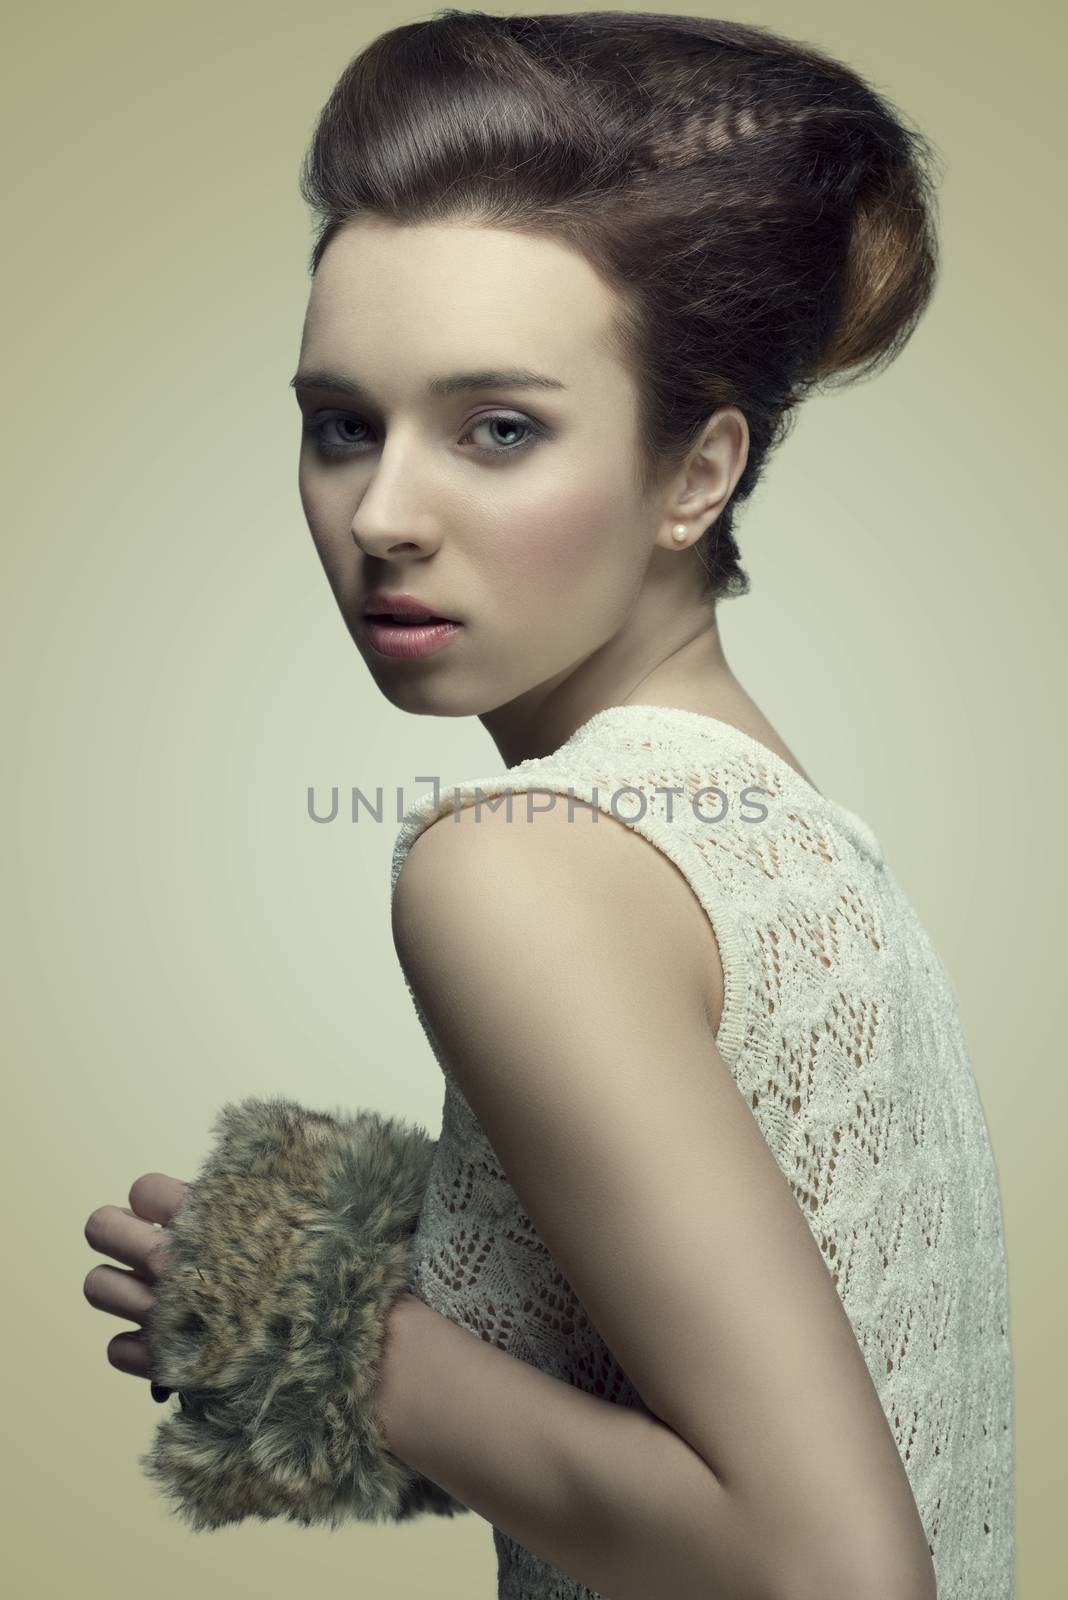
<box><xmin>345</xmin><ymin>425</ymin><xmax>449</xmax><ymax>559</ymax></box>
<box><xmin>350</xmin><ymin>483</ymin><xmax>443</xmax><ymax>560</ymax></box>
<box><xmin>350</xmin><ymin>522</ymin><xmax>437</xmax><ymax>559</ymax></box>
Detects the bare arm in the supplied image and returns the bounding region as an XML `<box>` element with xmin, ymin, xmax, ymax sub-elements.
<box><xmin>376</xmin><ymin>1289</ymin><xmax>778</xmax><ymax>1600</ymax></box>
<box><xmin>390</xmin><ymin>796</ymin><xmax>937</xmax><ymax>1600</ymax></box>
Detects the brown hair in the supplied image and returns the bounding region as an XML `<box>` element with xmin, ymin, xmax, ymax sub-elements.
<box><xmin>298</xmin><ymin>10</ymin><xmax>942</xmax><ymax>602</ymax></box>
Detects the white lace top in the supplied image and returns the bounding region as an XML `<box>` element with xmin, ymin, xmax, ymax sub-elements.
<box><xmin>389</xmin><ymin>704</ymin><xmax>1015</xmax><ymax>1600</ymax></box>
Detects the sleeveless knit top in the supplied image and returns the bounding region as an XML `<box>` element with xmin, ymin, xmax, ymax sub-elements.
<box><xmin>388</xmin><ymin>704</ymin><xmax>1015</xmax><ymax>1600</ymax></box>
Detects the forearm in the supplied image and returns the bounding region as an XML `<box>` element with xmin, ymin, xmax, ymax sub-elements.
<box><xmin>374</xmin><ymin>1292</ymin><xmax>789</xmax><ymax>1600</ymax></box>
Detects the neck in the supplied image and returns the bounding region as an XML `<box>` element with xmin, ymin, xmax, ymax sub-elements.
<box><xmin>481</xmin><ymin>609</ymin><xmax>744</xmax><ymax>768</ymax></box>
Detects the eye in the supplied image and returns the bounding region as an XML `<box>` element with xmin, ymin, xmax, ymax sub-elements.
<box><xmin>303</xmin><ymin>413</ymin><xmax>369</xmax><ymax>456</ymax></box>
<box><xmin>465</xmin><ymin>414</ymin><xmax>543</xmax><ymax>457</ymax></box>
<box><xmin>301</xmin><ymin>410</ymin><xmax>547</xmax><ymax>460</ymax></box>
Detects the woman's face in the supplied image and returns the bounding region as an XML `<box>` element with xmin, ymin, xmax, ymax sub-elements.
<box><xmin>293</xmin><ymin>217</ymin><xmax>737</xmax><ymax>735</ymax></box>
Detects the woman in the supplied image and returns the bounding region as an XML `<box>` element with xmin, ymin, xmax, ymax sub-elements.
<box><xmin>82</xmin><ymin>12</ymin><xmax>1014</xmax><ymax>1599</ymax></box>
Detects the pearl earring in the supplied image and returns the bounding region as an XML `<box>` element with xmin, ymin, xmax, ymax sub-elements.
<box><xmin>671</xmin><ymin>523</ymin><xmax>688</xmax><ymax>543</ymax></box>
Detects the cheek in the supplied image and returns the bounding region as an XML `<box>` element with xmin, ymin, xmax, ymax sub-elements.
<box><xmin>299</xmin><ymin>460</ymin><xmax>351</xmax><ymax>577</ymax></box>
<box><xmin>496</xmin><ymin>477</ymin><xmax>640</xmax><ymax>612</ymax></box>
<box><xmin>298</xmin><ymin>454</ymin><xmax>325</xmax><ymax>540</ymax></box>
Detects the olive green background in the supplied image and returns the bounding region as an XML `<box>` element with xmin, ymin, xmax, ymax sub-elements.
<box><xmin>4</xmin><ymin>2</ymin><xmax>1061</xmax><ymax>1595</ymax></box>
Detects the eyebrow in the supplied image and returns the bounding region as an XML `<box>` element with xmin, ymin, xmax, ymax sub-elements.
<box><xmin>288</xmin><ymin>366</ymin><xmax>568</xmax><ymax>400</ymax></box>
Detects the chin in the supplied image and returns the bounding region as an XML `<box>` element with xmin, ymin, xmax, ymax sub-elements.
<box><xmin>366</xmin><ymin>681</ymin><xmax>480</xmax><ymax>721</ymax></box>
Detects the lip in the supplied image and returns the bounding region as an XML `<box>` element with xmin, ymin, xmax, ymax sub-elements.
<box><xmin>362</xmin><ymin>591</ymin><xmax>461</xmax><ymax>622</ymax></box>
<box><xmin>362</xmin><ymin>616</ymin><xmax>462</xmax><ymax>660</ymax></box>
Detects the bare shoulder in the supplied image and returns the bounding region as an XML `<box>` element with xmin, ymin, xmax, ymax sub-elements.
<box><xmin>394</xmin><ymin>791</ymin><xmax>724</xmax><ymax>1038</ymax></box>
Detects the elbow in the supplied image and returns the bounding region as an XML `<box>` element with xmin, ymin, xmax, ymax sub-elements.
<box><xmin>771</xmin><ymin>1490</ymin><xmax>938</xmax><ymax>1600</ymax></box>
<box><xmin>791</xmin><ymin>1547</ymin><xmax>937</xmax><ymax>1600</ymax></box>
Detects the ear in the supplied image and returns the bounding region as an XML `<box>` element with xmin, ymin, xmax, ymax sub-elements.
<box><xmin>655</xmin><ymin>404</ymin><xmax>749</xmax><ymax>552</ymax></box>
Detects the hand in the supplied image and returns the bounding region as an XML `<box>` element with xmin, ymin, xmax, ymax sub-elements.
<box><xmin>83</xmin><ymin>1174</ymin><xmax>190</xmax><ymax>1386</ymax></box>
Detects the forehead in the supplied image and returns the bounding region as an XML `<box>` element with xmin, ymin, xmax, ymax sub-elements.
<box><xmin>301</xmin><ymin>218</ymin><xmax>622</xmax><ymax>386</ymax></box>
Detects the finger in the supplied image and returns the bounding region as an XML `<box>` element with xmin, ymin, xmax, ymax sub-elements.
<box><xmin>128</xmin><ymin>1173</ymin><xmax>190</xmax><ymax>1226</ymax></box>
<box><xmin>107</xmin><ymin>1330</ymin><xmax>153</xmax><ymax>1379</ymax></box>
<box><xmin>84</xmin><ymin>1205</ymin><xmax>175</xmax><ymax>1281</ymax></box>
<box><xmin>84</xmin><ymin>1263</ymin><xmax>157</xmax><ymax>1325</ymax></box>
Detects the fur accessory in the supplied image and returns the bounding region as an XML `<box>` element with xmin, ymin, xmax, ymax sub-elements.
<box><xmin>139</xmin><ymin>1094</ymin><xmax>469</xmax><ymax>1532</ymax></box>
